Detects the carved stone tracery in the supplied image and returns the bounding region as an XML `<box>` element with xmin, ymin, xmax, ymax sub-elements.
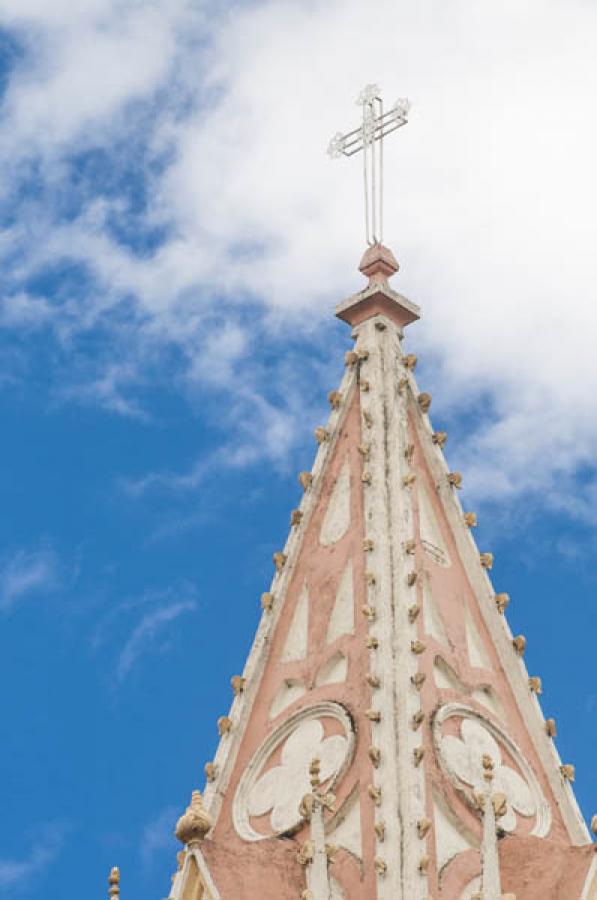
<box><xmin>433</xmin><ymin>704</ymin><xmax>551</xmax><ymax>837</ymax></box>
<box><xmin>233</xmin><ymin>703</ymin><xmax>354</xmax><ymax>841</ymax></box>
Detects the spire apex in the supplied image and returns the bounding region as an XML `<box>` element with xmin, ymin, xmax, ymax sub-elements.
<box><xmin>359</xmin><ymin>242</ymin><xmax>399</xmax><ymax>285</ymax></box>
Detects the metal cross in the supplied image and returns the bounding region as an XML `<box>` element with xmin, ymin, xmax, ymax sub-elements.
<box><xmin>328</xmin><ymin>85</ymin><xmax>410</xmax><ymax>247</ymax></box>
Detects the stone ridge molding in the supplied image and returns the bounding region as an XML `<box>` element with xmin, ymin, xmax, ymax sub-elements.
<box><xmin>169</xmin><ymin>846</ymin><xmax>221</xmax><ymax>900</ymax></box>
<box><xmin>351</xmin><ymin>313</ymin><xmax>430</xmax><ymax>898</ymax></box>
<box><xmin>432</xmin><ymin>702</ymin><xmax>551</xmax><ymax>838</ymax></box>
<box><xmin>232</xmin><ymin>702</ymin><xmax>355</xmax><ymax>842</ymax></box>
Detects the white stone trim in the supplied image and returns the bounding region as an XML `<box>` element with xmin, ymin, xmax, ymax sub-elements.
<box><xmin>581</xmin><ymin>854</ymin><xmax>597</xmax><ymax>900</ymax></box>
<box><xmin>232</xmin><ymin>702</ymin><xmax>355</xmax><ymax>842</ymax></box>
<box><xmin>202</xmin><ymin>364</ymin><xmax>358</xmax><ymax>824</ymax></box>
<box><xmin>352</xmin><ymin>314</ymin><xmax>429</xmax><ymax>898</ymax></box>
<box><xmin>169</xmin><ymin>846</ymin><xmax>221</xmax><ymax>900</ymax></box>
<box><xmin>407</xmin><ymin>372</ymin><xmax>590</xmax><ymax>846</ymax></box>
<box><xmin>306</xmin><ymin>791</ymin><xmax>333</xmax><ymax>899</ymax></box>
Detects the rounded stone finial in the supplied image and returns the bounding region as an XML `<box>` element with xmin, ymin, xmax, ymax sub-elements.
<box><xmin>175</xmin><ymin>790</ymin><xmax>213</xmax><ymax>845</ymax></box>
<box><xmin>528</xmin><ymin>675</ymin><xmax>542</xmax><ymax>694</ymax></box>
<box><xmin>108</xmin><ymin>867</ymin><xmax>120</xmax><ymax>898</ymax></box>
<box><xmin>359</xmin><ymin>243</ymin><xmax>399</xmax><ymax>284</ymax></box>
<box><xmin>480</xmin><ymin>552</ymin><xmax>494</xmax><ymax>570</ymax></box>
<box><xmin>418</xmin><ymin>392</ymin><xmax>432</xmax><ymax>413</ymax></box>
<box><xmin>495</xmin><ymin>593</ymin><xmax>510</xmax><ymax>614</ymax></box>
<box><xmin>512</xmin><ymin>635</ymin><xmax>527</xmax><ymax>656</ymax></box>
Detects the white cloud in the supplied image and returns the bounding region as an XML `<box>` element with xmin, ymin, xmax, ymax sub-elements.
<box><xmin>0</xmin><ymin>293</ymin><xmax>53</xmax><ymax>328</ymax></box>
<box><xmin>0</xmin><ymin>547</ymin><xmax>61</xmax><ymax>613</ymax></box>
<box><xmin>112</xmin><ymin>592</ymin><xmax>197</xmax><ymax>682</ymax></box>
<box><xmin>0</xmin><ymin>823</ymin><xmax>65</xmax><ymax>889</ymax></box>
<box><xmin>140</xmin><ymin>805</ymin><xmax>179</xmax><ymax>867</ymax></box>
<box><xmin>0</xmin><ymin>0</ymin><xmax>196</xmax><ymax>159</ymax></box>
<box><xmin>2</xmin><ymin>0</ymin><xmax>597</xmax><ymax>515</ymax></box>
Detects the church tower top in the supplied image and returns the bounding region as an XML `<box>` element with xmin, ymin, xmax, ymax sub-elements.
<box><xmin>160</xmin><ymin>267</ymin><xmax>593</xmax><ymax>896</ymax></box>
<box><xmin>329</xmin><ymin>86</ymin><xmax>420</xmax><ymax>331</ymax></box>
<box><xmin>335</xmin><ymin>242</ymin><xmax>420</xmax><ymax>329</ymax></box>
<box><xmin>111</xmin><ymin>88</ymin><xmax>597</xmax><ymax>900</ymax></box>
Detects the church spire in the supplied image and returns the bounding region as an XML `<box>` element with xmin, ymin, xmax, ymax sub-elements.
<box><xmin>171</xmin><ymin>239</ymin><xmax>595</xmax><ymax>896</ymax></box>
<box><xmin>156</xmin><ymin>89</ymin><xmax>595</xmax><ymax>900</ymax></box>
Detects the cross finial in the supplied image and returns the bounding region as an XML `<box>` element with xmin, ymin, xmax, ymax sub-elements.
<box><xmin>328</xmin><ymin>86</ymin><xmax>410</xmax><ymax>247</ymax></box>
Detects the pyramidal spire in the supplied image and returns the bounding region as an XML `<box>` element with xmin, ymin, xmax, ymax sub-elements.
<box><xmin>163</xmin><ymin>250</ymin><xmax>595</xmax><ymax>900</ymax></box>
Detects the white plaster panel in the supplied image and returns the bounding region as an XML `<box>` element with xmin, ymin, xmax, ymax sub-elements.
<box><xmin>269</xmin><ymin>679</ymin><xmax>306</xmax><ymax>719</ymax></box>
<box><xmin>433</xmin><ymin>788</ymin><xmax>476</xmax><ymax>874</ymax></box>
<box><xmin>422</xmin><ymin>575</ymin><xmax>450</xmax><ymax>647</ymax></box>
<box><xmin>326</xmin><ymin>786</ymin><xmax>362</xmax><ymax>860</ymax></box>
<box><xmin>471</xmin><ymin>686</ymin><xmax>503</xmax><ymax>721</ymax></box>
<box><xmin>465</xmin><ymin>606</ymin><xmax>493</xmax><ymax>671</ymax></box>
<box><xmin>433</xmin><ymin>656</ymin><xmax>504</xmax><ymax>721</ymax></box>
<box><xmin>326</xmin><ymin>558</ymin><xmax>354</xmax><ymax>644</ymax></box>
<box><xmin>315</xmin><ymin>651</ymin><xmax>348</xmax><ymax>687</ymax></box>
<box><xmin>418</xmin><ymin>482</ymin><xmax>451</xmax><ymax>567</ymax></box>
<box><xmin>319</xmin><ymin>457</ymin><xmax>351</xmax><ymax>546</ymax></box>
<box><xmin>281</xmin><ymin>581</ymin><xmax>309</xmax><ymax>662</ymax></box>
<box><xmin>434</xmin><ymin>656</ymin><xmax>466</xmax><ymax>692</ymax></box>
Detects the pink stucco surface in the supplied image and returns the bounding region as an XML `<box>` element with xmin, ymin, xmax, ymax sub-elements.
<box><xmin>200</xmin><ymin>839</ymin><xmax>303</xmax><ymax>898</ymax></box>
<box><xmin>499</xmin><ymin>836</ymin><xmax>594</xmax><ymax>898</ymax></box>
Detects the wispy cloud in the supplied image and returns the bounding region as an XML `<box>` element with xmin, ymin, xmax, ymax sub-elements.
<box><xmin>116</xmin><ymin>599</ymin><xmax>196</xmax><ymax>682</ymax></box>
<box><xmin>0</xmin><ymin>823</ymin><xmax>66</xmax><ymax>890</ymax></box>
<box><xmin>0</xmin><ymin>546</ymin><xmax>61</xmax><ymax>613</ymax></box>
<box><xmin>0</xmin><ymin>293</ymin><xmax>54</xmax><ymax>328</ymax></box>
<box><xmin>125</xmin><ymin>354</ymin><xmax>336</xmax><ymax>497</ymax></box>
<box><xmin>93</xmin><ymin>584</ymin><xmax>198</xmax><ymax>683</ymax></box>
<box><xmin>140</xmin><ymin>805</ymin><xmax>179</xmax><ymax>868</ymax></box>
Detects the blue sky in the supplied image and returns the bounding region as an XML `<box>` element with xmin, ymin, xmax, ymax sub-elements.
<box><xmin>1</xmin><ymin>1</ymin><xmax>596</xmax><ymax>897</ymax></box>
